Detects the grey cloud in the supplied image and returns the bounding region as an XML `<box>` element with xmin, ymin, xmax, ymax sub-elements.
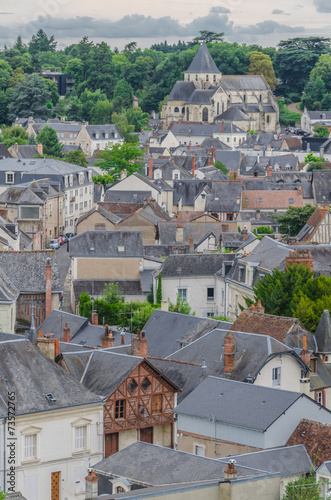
<box><xmin>271</xmin><ymin>9</ymin><xmax>290</xmax><ymax>15</ymax></box>
<box><xmin>314</xmin><ymin>0</ymin><xmax>331</xmax><ymax>12</ymax></box>
<box><xmin>0</xmin><ymin>12</ymin><xmax>14</xmax><ymax>15</ymax></box>
<box><xmin>210</xmin><ymin>6</ymin><xmax>231</xmax><ymax>14</ymax></box>
<box><xmin>234</xmin><ymin>20</ymin><xmax>304</xmax><ymax>35</ymax></box>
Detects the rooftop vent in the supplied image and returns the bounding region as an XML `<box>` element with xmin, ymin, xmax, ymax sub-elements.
<box><xmin>45</xmin><ymin>393</ymin><xmax>57</xmax><ymax>403</ymax></box>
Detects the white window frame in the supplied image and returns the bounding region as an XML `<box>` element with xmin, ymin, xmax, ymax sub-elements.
<box><xmin>272</xmin><ymin>367</ymin><xmax>281</xmax><ymax>386</ymax></box>
<box><xmin>72</xmin><ymin>418</ymin><xmax>91</xmax><ymax>455</ymax></box>
<box><xmin>21</xmin><ymin>426</ymin><xmax>41</xmax><ymax>464</ymax></box>
<box><xmin>207</xmin><ymin>287</ymin><xmax>215</xmax><ymax>302</ymax></box>
<box><xmin>6</xmin><ymin>172</ymin><xmax>14</xmax><ymax>184</ymax></box>
<box><xmin>316</xmin><ymin>391</ymin><xmax>323</xmax><ymax>405</ymax></box>
<box><xmin>64</xmin><ymin>175</ymin><xmax>68</xmax><ymax>188</ymax></box>
<box><xmin>178</xmin><ymin>288</ymin><xmax>187</xmax><ymax>302</ymax></box>
<box><xmin>74</xmin><ymin>426</ymin><xmax>86</xmax><ymax>452</ymax></box>
<box><xmin>69</xmin><ymin>174</ymin><xmax>74</xmax><ymax>187</ymax></box>
<box><xmin>194</xmin><ymin>444</ymin><xmax>204</xmax><ymax>456</ymax></box>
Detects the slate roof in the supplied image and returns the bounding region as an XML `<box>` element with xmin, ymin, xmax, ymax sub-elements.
<box><xmin>0</xmin><ymin>267</ymin><xmax>19</xmax><ymax>302</ymax></box>
<box><xmin>76</xmin><ymin>205</ymin><xmax>120</xmax><ymax>226</ymax></box>
<box><xmin>68</xmin><ymin>230</ymin><xmax>143</xmax><ymax>258</ymax></box>
<box><xmin>158</xmin><ymin>221</ymin><xmax>228</xmax><ymax>246</ymax></box>
<box><xmin>296</xmin><ymin>207</ymin><xmax>329</xmax><ymax>242</ymax></box>
<box><xmin>99</xmin><ymin>201</ymin><xmax>144</xmax><ymax>216</ymax></box>
<box><xmin>143</xmin><ymin>244</ymin><xmax>189</xmax><ymax>258</ymax></box>
<box><xmin>215</xmin><ymin>150</ymin><xmax>241</xmax><ymax>171</ymax></box>
<box><xmin>310</xmin><ymin>357</ymin><xmax>331</xmax><ymax>391</ymax></box>
<box><xmin>186</xmin><ymin>44</ymin><xmax>221</xmax><ymax>74</ymax></box>
<box><xmin>221</xmin><ymin>75</ymin><xmax>269</xmax><ymax>91</ymax></box>
<box><xmin>286</xmin><ymin>419</ymin><xmax>331</xmax><ymax>466</ymax></box>
<box><xmin>159</xmin><ymin>253</ymin><xmax>236</xmax><ymax>277</ymax></box>
<box><xmin>174</xmin><ymin>376</ymin><xmax>305</xmax><ymax>431</ymax></box>
<box><xmin>0</xmin><ymin>250</ymin><xmax>61</xmax><ymax>293</ymax></box>
<box><xmin>315</xmin><ymin>310</ymin><xmax>331</xmax><ymax>353</ymax></box>
<box><xmin>307</xmin><ymin>111</ymin><xmax>331</xmax><ymax>120</ymax></box>
<box><xmin>170</xmin><ymin>122</ymin><xmax>245</xmax><ymax>137</ymax></box>
<box><xmin>200</xmin><ymin>137</ymin><xmax>231</xmax><ymax>151</ymax></box>
<box><xmin>86</xmin><ymin>124</ymin><xmax>124</xmax><ymax>141</ymax></box>
<box><xmin>6</xmin><ymin>493</ymin><xmax>28</xmax><ymax>500</ymax></box>
<box><xmin>0</xmin><ymin>143</ymin><xmax>12</xmax><ymax>158</ymax></box>
<box><xmin>167</xmin><ymin>81</ymin><xmax>196</xmax><ymax>101</ymax></box>
<box><xmin>92</xmin><ymin>441</ymin><xmax>268</xmax><ymax>485</ymax></box>
<box><xmin>230</xmin><ymin>308</ymin><xmax>315</xmax><ymax>350</ymax></box>
<box><xmin>282</xmin><ymin>137</ymin><xmax>302</xmax><ymax>150</ymax></box>
<box><xmin>143</xmin><ymin>309</ymin><xmax>222</xmax><ymax>358</ymax></box>
<box><xmin>215</xmin><ymin>107</ymin><xmax>254</xmax><ymax>122</ymax></box>
<box><xmin>39</xmin><ymin>309</ymin><xmax>88</xmax><ymax>340</ymax></box>
<box><xmin>173</xmin><ymin>179</ymin><xmax>212</xmax><ymax>206</ymax></box>
<box><xmin>205</xmin><ymin>181</ymin><xmax>242</xmax><ymax>213</ymax></box>
<box><xmin>0</xmin><ymin>186</ymin><xmax>44</xmax><ymax>205</ymax></box>
<box><xmin>186</xmin><ymin>89</ymin><xmax>216</xmax><ymax>105</ymax></box>
<box><xmin>313</xmin><ymin>170</ymin><xmax>331</xmax><ymax>203</ymax></box>
<box><xmin>11</xmin><ymin>145</ymin><xmax>39</xmax><ymax>159</ymax></box>
<box><xmin>222</xmin><ymin>445</ymin><xmax>312</xmax><ymax>477</ymax></box>
<box><xmin>104</xmin><ymin>191</ymin><xmax>152</xmax><ymax>203</ymax></box>
<box><xmin>0</xmin><ymin>339</ymin><xmax>101</xmax><ymax>417</ymax></box>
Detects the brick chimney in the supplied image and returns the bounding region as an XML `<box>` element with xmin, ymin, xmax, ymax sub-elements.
<box><xmin>63</xmin><ymin>322</ymin><xmax>70</xmax><ymax>343</ymax></box>
<box><xmin>85</xmin><ymin>470</ymin><xmax>99</xmax><ymax>500</ymax></box>
<box><xmin>189</xmin><ymin>233</ymin><xmax>193</xmax><ymax>250</ymax></box>
<box><xmin>132</xmin><ymin>329</ymin><xmax>147</xmax><ymax>357</ymax></box>
<box><xmin>14</xmin><ymin>142</ymin><xmax>18</xmax><ymax>153</ymax></box>
<box><xmin>192</xmin><ymin>155</ymin><xmax>196</xmax><ymax>177</ymax></box>
<box><xmin>35</xmin><ymin>331</ymin><xmax>60</xmax><ymax>361</ymax></box>
<box><xmin>45</xmin><ymin>257</ymin><xmax>52</xmax><ymax>319</ymax></box>
<box><xmin>102</xmin><ymin>325</ymin><xmax>115</xmax><ymax>348</ymax></box>
<box><xmin>221</xmin><ymin>121</ymin><xmax>225</xmax><ymax>132</ymax></box>
<box><xmin>250</xmin><ymin>299</ymin><xmax>265</xmax><ymax>314</ymax></box>
<box><xmin>242</xmin><ymin>225</ymin><xmax>248</xmax><ymax>240</ymax></box>
<box><xmin>224</xmin><ymin>332</ymin><xmax>235</xmax><ymax>373</ymax></box>
<box><xmin>176</xmin><ymin>223</ymin><xmax>184</xmax><ymax>242</ymax></box>
<box><xmin>149</xmin><ymin>157</ymin><xmax>153</xmax><ymax>179</ymax></box>
<box><xmin>91</xmin><ymin>311</ymin><xmax>99</xmax><ymax>326</ymax></box>
<box><xmin>300</xmin><ymin>335</ymin><xmax>311</xmax><ymax>367</ymax></box>
<box><xmin>37</xmin><ymin>143</ymin><xmax>43</xmax><ymax>156</ymax></box>
<box><xmin>187</xmin><ymin>144</ymin><xmax>191</xmax><ymax>150</ymax></box>
<box><xmin>224</xmin><ymin>460</ymin><xmax>238</xmax><ymax>479</ymax></box>
<box><xmin>208</xmin><ymin>152</ymin><xmax>213</xmax><ymax>166</ymax></box>
<box><xmin>286</xmin><ymin>249</ymin><xmax>314</xmax><ymax>272</ymax></box>
<box><xmin>266</xmin><ymin>165</ymin><xmax>272</xmax><ymax>177</ymax></box>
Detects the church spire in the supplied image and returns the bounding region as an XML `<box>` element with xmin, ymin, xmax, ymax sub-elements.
<box><xmin>185</xmin><ymin>43</ymin><xmax>221</xmax><ymax>75</ymax></box>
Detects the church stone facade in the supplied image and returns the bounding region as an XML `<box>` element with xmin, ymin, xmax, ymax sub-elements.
<box><xmin>161</xmin><ymin>44</ymin><xmax>279</xmax><ymax>133</ymax></box>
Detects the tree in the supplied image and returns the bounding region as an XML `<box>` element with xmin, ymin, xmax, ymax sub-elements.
<box><xmin>79</xmin><ymin>293</ymin><xmax>92</xmax><ymax>320</ymax></box>
<box><xmin>310</xmin><ymin>53</ymin><xmax>331</xmax><ymax>93</ymax></box>
<box><xmin>90</xmin><ymin>99</ymin><xmax>113</xmax><ymax>125</ymax></box>
<box><xmin>276</xmin><ymin>37</ymin><xmax>331</xmax><ymax>96</ymax></box>
<box><xmin>37</xmin><ymin>125</ymin><xmax>63</xmax><ymax>157</ymax></box>
<box><xmin>113</xmin><ymin>79</ymin><xmax>134</xmax><ymax>110</ymax></box>
<box><xmin>132</xmin><ymin>303</ymin><xmax>156</xmax><ymax>331</ymax></box>
<box><xmin>214</xmin><ymin>160</ymin><xmax>228</xmax><ymax>175</ymax></box>
<box><xmin>95</xmin><ymin>142</ymin><xmax>144</xmax><ymax>180</ymax></box>
<box><xmin>156</xmin><ymin>274</ymin><xmax>162</xmax><ymax>304</ymax></box>
<box><xmin>65</xmin><ymin>58</ymin><xmax>84</xmax><ymax>85</ymax></box>
<box><xmin>192</xmin><ymin>31</ymin><xmax>224</xmax><ymax>44</ymax></box>
<box><xmin>8</xmin><ymin>74</ymin><xmax>50</xmax><ymax>121</ymax></box>
<box><xmin>86</xmin><ymin>42</ymin><xmax>115</xmax><ymax>98</ymax></box>
<box><xmin>64</xmin><ymin>150</ymin><xmax>88</xmax><ymax>168</ymax></box>
<box><xmin>169</xmin><ymin>294</ymin><xmax>195</xmax><ymax>315</ymax></box>
<box><xmin>247</xmin><ymin>51</ymin><xmax>277</xmax><ymax>91</ymax></box>
<box><xmin>293</xmin><ymin>275</ymin><xmax>331</xmax><ymax>332</ymax></box>
<box><xmin>250</xmin><ymin>264</ymin><xmax>313</xmax><ymax>318</ymax></box>
<box><xmin>103</xmin><ymin>283</ymin><xmax>124</xmax><ymax>304</ymax></box>
<box><xmin>29</xmin><ymin>29</ymin><xmax>57</xmax><ymax>55</ymax></box>
<box><xmin>0</xmin><ymin>60</ymin><xmax>12</xmax><ymax>91</ymax></box>
<box><xmin>92</xmin><ymin>173</ymin><xmax>114</xmax><ymax>187</ymax></box>
<box><xmin>0</xmin><ymin>125</ymin><xmax>29</xmax><ymax>147</ymax></box>
<box><xmin>0</xmin><ymin>488</ymin><xmax>6</xmax><ymax>499</ymax></box>
<box><xmin>313</xmin><ymin>125</ymin><xmax>329</xmax><ymax>137</ymax></box>
<box><xmin>272</xmin><ymin>205</ymin><xmax>316</xmax><ymax>236</ymax></box>
<box><xmin>282</xmin><ymin>473</ymin><xmax>322</xmax><ymax>499</ymax></box>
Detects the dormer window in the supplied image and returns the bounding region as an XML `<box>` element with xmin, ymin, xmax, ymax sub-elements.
<box><xmin>64</xmin><ymin>175</ymin><xmax>68</xmax><ymax>188</ymax></box>
<box><xmin>6</xmin><ymin>172</ymin><xmax>14</xmax><ymax>184</ymax></box>
<box><xmin>95</xmin><ymin>133</ymin><xmax>99</xmax><ymax>139</ymax></box>
<box><xmin>79</xmin><ymin>172</ymin><xmax>84</xmax><ymax>185</ymax></box>
<box><xmin>105</xmin><ymin>133</ymin><xmax>108</xmax><ymax>139</ymax></box>
<box><xmin>188</xmin><ymin>74</ymin><xmax>190</xmax><ymax>81</ymax></box>
<box><xmin>88</xmin><ymin>170</ymin><xmax>92</xmax><ymax>182</ymax></box>
<box><xmin>69</xmin><ymin>175</ymin><xmax>73</xmax><ymax>187</ymax></box>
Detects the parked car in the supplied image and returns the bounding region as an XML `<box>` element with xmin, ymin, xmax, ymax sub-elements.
<box><xmin>49</xmin><ymin>239</ymin><xmax>60</xmax><ymax>249</ymax></box>
<box><xmin>57</xmin><ymin>236</ymin><xmax>64</xmax><ymax>245</ymax></box>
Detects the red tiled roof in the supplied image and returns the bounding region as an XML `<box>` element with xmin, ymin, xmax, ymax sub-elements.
<box><xmin>242</xmin><ymin>190</ymin><xmax>304</xmax><ymax>209</ymax></box>
<box><xmin>230</xmin><ymin>309</ymin><xmax>305</xmax><ymax>344</ymax></box>
<box><xmin>177</xmin><ymin>211</ymin><xmax>205</xmax><ymax>222</ymax></box>
<box><xmin>286</xmin><ymin>419</ymin><xmax>331</xmax><ymax>466</ymax></box>
<box><xmin>299</xmin><ymin>206</ymin><xmax>329</xmax><ymax>242</ymax></box>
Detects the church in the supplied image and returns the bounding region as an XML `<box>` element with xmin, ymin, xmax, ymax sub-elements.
<box><xmin>161</xmin><ymin>44</ymin><xmax>279</xmax><ymax>133</ymax></box>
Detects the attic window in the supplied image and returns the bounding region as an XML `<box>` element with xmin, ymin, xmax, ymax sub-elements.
<box><xmin>259</xmin><ymin>198</ymin><xmax>262</xmax><ymax>203</ymax></box>
<box><xmin>45</xmin><ymin>393</ymin><xmax>57</xmax><ymax>403</ymax></box>
<box><xmin>141</xmin><ymin>377</ymin><xmax>151</xmax><ymax>391</ymax></box>
<box><xmin>118</xmin><ymin>245</ymin><xmax>125</xmax><ymax>253</ymax></box>
<box><xmin>289</xmin><ymin>198</ymin><xmax>294</xmax><ymax>204</ymax></box>
<box><xmin>6</xmin><ymin>172</ymin><xmax>14</xmax><ymax>184</ymax></box>
<box><xmin>128</xmin><ymin>379</ymin><xmax>138</xmax><ymax>394</ymax></box>
<box><xmin>245</xmin><ymin>198</ymin><xmax>249</xmax><ymax>202</ymax></box>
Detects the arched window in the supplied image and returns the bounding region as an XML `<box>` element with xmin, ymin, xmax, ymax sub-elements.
<box><xmin>174</xmin><ymin>107</ymin><xmax>179</xmax><ymax>113</ymax></box>
<box><xmin>202</xmin><ymin>107</ymin><xmax>208</xmax><ymax>122</ymax></box>
<box><xmin>206</xmin><ymin>75</ymin><xmax>209</xmax><ymax>81</ymax></box>
<box><xmin>182</xmin><ymin>107</ymin><xmax>185</xmax><ymax>114</ymax></box>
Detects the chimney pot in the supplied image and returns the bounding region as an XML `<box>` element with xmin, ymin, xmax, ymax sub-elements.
<box><xmin>91</xmin><ymin>311</ymin><xmax>99</xmax><ymax>326</ymax></box>
<box><xmin>63</xmin><ymin>322</ymin><xmax>70</xmax><ymax>343</ymax></box>
<box><xmin>224</xmin><ymin>331</ymin><xmax>235</xmax><ymax>373</ymax></box>
<box><xmin>132</xmin><ymin>329</ymin><xmax>147</xmax><ymax>357</ymax></box>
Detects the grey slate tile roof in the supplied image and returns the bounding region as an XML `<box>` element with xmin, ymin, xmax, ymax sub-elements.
<box><xmin>104</xmin><ymin>191</ymin><xmax>152</xmax><ymax>203</ymax></box>
<box><xmin>315</xmin><ymin>310</ymin><xmax>331</xmax><ymax>353</ymax></box>
<box><xmin>200</xmin><ymin>137</ymin><xmax>231</xmax><ymax>151</ymax></box>
<box><xmin>0</xmin><ymin>186</ymin><xmax>44</xmax><ymax>205</ymax></box>
<box><xmin>186</xmin><ymin>44</ymin><xmax>221</xmax><ymax>74</ymax></box>
<box><xmin>6</xmin><ymin>493</ymin><xmax>28</xmax><ymax>500</ymax></box>
<box><xmin>39</xmin><ymin>309</ymin><xmax>88</xmax><ymax>340</ymax></box>
<box><xmin>76</xmin><ymin>205</ymin><xmax>120</xmax><ymax>226</ymax></box>
<box><xmin>215</xmin><ymin>150</ymin><xmax>241</xmax><ymax>171</ymax></box>
<box><xmin>0</xmin><ymin>143</ymin><xmax>12</xmax><ymax>158</ymax></box>
<box><xmin>0</xmin><ymin>250</ymin><xmax>61</xmax><ymax>293</ymax></box>
<box><xmin>310</xmin><ymin>358</ymin><xmax>331</xmax><ymax>391</ymax></box>
<box><xmin>186</xmin><ymin>89</ymin><xmax>216</xmax><ymax>105</ymax></box>
<box><xmin>159</xmin><ymin>253</ymin><xmax>236</xmax><ymax>277</ymax></box>
<box><xmin>313</xmin><ymin>170</ymin><xmax>331</xmax><ymax>203</ymax></box>
<box><xmin>143</xmin><ymin>244</ymin><xmax>189</xmax><ymax>258</ymax></box>
<box><xmin>167</xmin><ymin>81</ymin><xmax>196</xmax><ymax>101</ymax></box>
<box><xmin>0</xmin><ymin>266</ymin><xmax>19</xmax><ymax>302</ymax></box>
<box><xmin>0</xmin><ymin>339</ymin><xmax>102</xmax><ymax>417</ymax></box>
<box><xmin>307</xmin><ymin>111</ymin><xmax>331</xmax><ymax>120</ymax></box>
<box><xmin>174</xmin><ymin>376</ymin><xmax>304</xmax><ymax>431</ymax></box>
<box><xmin>221</xmin><ymin>445</ymin><xmax>312</xmax><ymax>476</ymax></box>
<box><xmin>143</xmin><ymin>309</ymin><xmax>222</xmax><ymax>358</ymax></box>
<box><xmin>216</xmin><ymin>107</ymin><xmax>254</xmax><ymax>122</ymax></box>
<box><xmin>173</xmin><ymin>179</ymin><xmax>212</xmax><ymax>206</ymax></box>
<box><xmin>92</xmin><ymin>441</ymin><xmax>268</xmax><ymax>485</ymax></box>
<box><xmin>11</xmin><ymin>145</ymin><xmax>39</xmax><ymax>159</ymax></box>
<box><xmin>170</xmin><ymin>122</ymin><xmax>244</xmax><ymax>137</ymax></box>
<box><xmin>73</xmin><ymin>279</ymin><xmax>143</xmax><ymax>298</ymax></box>
<box><xmin>221</xmin><ymin>75</ymin><xmax>269</xmax><ymax>91</ymax></box>
<box><xmin>86</xmin><ymin>124</ymin><xmax>124</xmax><ymax>141</ymax></box>
<box><xmin>205</xmin><ymin>181</ymin><xmax>242</xmax><ymax>212</ymax></box>
<box><xmin>68</xmin><ymin>230</ymin><xmax>143</xmax><ymax>258</ymax></box>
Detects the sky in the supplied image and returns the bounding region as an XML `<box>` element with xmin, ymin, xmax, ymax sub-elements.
<box><xmin>0</xmin><ymin>0</ymin><xmax>331</xmax><ymax>49</ymax></box>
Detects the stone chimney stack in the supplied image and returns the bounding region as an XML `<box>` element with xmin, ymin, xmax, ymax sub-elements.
<box><xmin>221</xmin><ymin>121</ymin><xmax>225</xmax><ymax>132</ymax></box>
<box><xmin>85</xmin><ymin>470</ymin><xmax>99</xmax><ymax>500</ymax></box>
<box><xmin>189</xmin><ymin>233</ymin><xmax>193</xmax><ymax>250</ymax></box>
<box><xmin>37</xmin><ymin>143</ymin><xmax>43</xmax><ymax>156</ymax></box>
<box><xmin>149</xmin><ymin>157</ymin><xmax>153</xmax><ymax>179</ymax></box>
<box><xmin>224</xmin><ymin>332</ymin><xmax>235</xmax><ymax>373</ymax></box>
<box><xmin>102</xmin><ymin>325</ymin><xmax>115</xmax><ymax>349</ymax></box>
<box><xmin>242</xmin><ymin>226</ymin><xmax>248</xmax><ymax>240</ymax></box>
<box><xmin>45</xmin><ymin>257</ymin><xmax>52</xmax><ymax>319</ymax></box>
<box><xmin>35</xmin><ymin>331</ymin><xmax>60</xmax><ymax>361</ymax></box>
<box><xmin>250</xmin><ymin>299</ymin><xmax>265</xmax><ymax>314</ymax></box>
<box><xmin>91</xmin><ymin>311</ymin><xmax>99</xmax><ymax>326</ymax></box>
<box><xmin>224</xmin><ymin>460</ymin><xmax>238</xmax><ymax>480</ymax></box>
<box><xmin>192</xmin><ymin>155</ymin><xmax>196</xmax><ymax>177</ymax></box>
<box><xmin>176</xmin><ymin>223</ymin><xmax>184</xmax><ymax>243</ymax></box>
<box><xmin>63</xmin><ymin>322</ymin><xmax>70</xmax><ymax>343</ymax></box>
<box><xmin>132</xmin><ymin>329</ymin><xmax>148</xmax><ymax>357</ymax></box>
<box><xmin>286</xmin><ymin>249</ymin><xmax>314</xmax><ymax>272</ymax></box>
<box><xmin>300</xmin><ymin>335</ymin><xmax>311</xmax><ymax>368</ymax></box>
<box><xmin>187</xmin><ymin>144</ymin><xmax>191</xmax><ymax>150</ymax></box>
<box><xmin>208</xmin><ymin>149</ymin><xmax>213</xmax><ymax>166</ymax></box>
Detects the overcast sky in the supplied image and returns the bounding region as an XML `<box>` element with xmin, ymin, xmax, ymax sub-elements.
<box><xmin>0</xmin><ymin>0</ymin><xmax>331</xmax><ymax>49</ymax></box>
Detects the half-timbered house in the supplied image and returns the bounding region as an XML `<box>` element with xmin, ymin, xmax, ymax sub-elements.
<box><xmin>62</xmin><ymin>335</ymin><xmax>179</xmax><ymax>457</ymax></box>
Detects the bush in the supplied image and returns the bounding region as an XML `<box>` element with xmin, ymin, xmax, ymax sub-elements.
<box><xmin>288</xmin><ymin>92</ymin><xmax>302</xmax><ymax>102</ymax></box>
